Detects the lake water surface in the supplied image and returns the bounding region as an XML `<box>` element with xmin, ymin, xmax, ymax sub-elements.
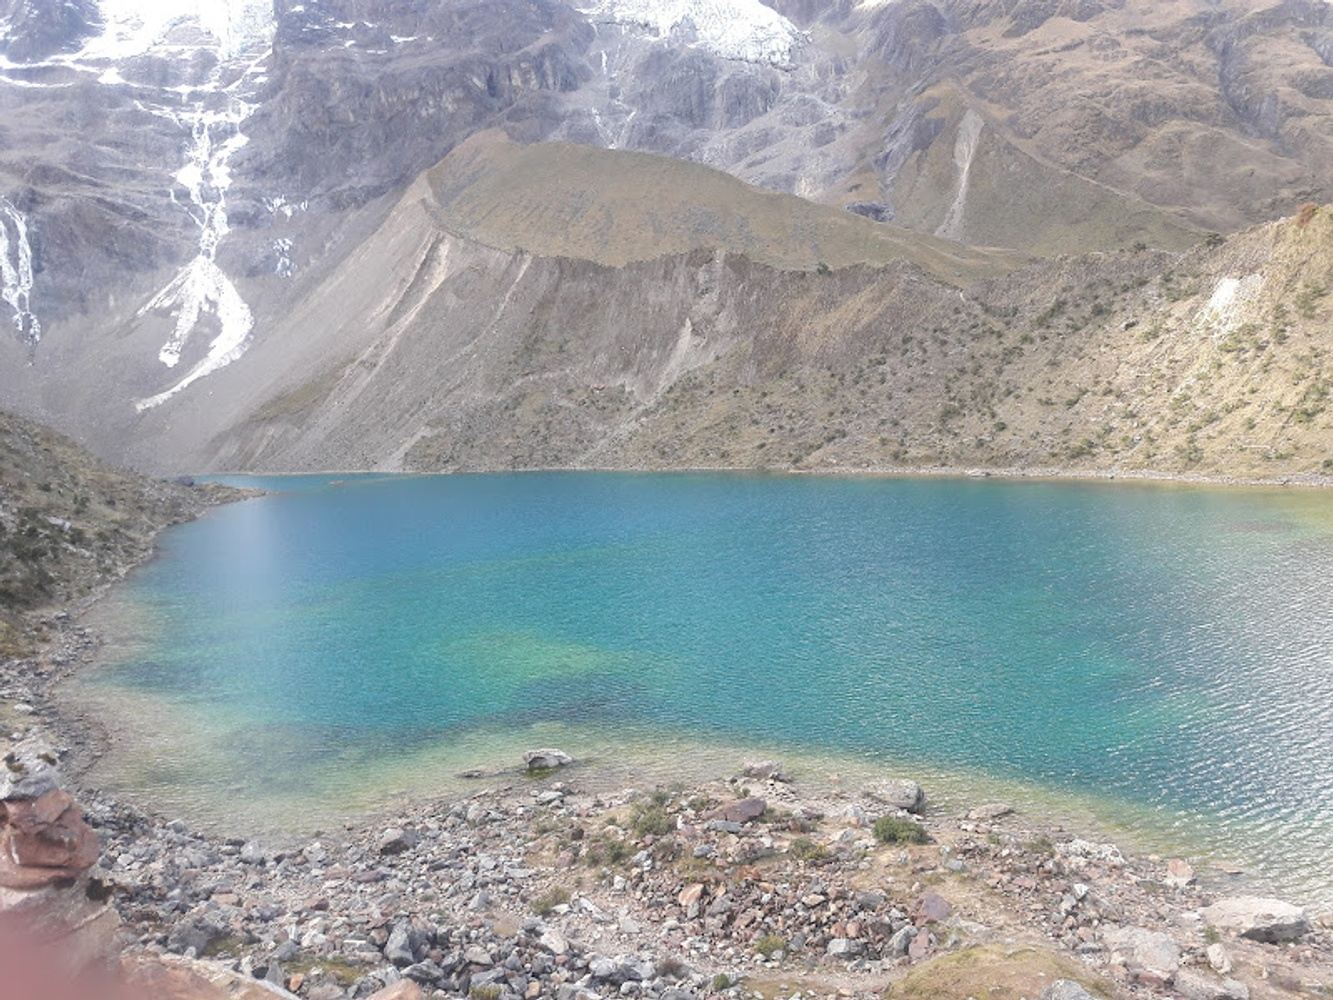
<box><xmin>70</xmin><ymin>473</ymin><xmax>1333</xmax><ymax>903</ymax></box>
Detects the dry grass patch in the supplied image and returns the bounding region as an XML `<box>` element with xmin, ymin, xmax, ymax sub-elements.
<box><xmin>886</xmin><ymin>945</ymin><xmax>1113</xmax><ymax>1000</ymax></box>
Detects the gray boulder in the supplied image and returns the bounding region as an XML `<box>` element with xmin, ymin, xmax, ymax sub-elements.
<box><xmin>888</xmin><ymin>925</ymin><xmax>917</xmax><ymax>957</ymax></box>
<box><xmin>524</xmin><ymin>749</ymin><xmax>573</xmax><ymax>772</ymax></box>
<box><xmin>867</xmin><ymin>778</ymin><xmax>925</xmax><ymax>813</ymax></box>
<box><xmin>1175</xmin><ymin>967</ymin><xmax>1250</xmax><ymax>1000</ymax></box>
<box><xmin>826</xmin><ymin>938</ymin><xmax>864</xmax><ymax>957</ymax></box>
<box><xmin>587</xmin><ymin>954</ymin><xmax>654</xmax><ymax>984</ymax></box>
<box><xmin>1104</xmin><ymin>925</ymin><xmax>1180</xmax><ymax>984</ymax></box>
<box><xmin>378</xmin><ymin>827</ymin><xmax>418</xmax><ymax>855</ymax></box>
<box><xmin>385</xmin><ymin>922</ymin><xmax>423</xmax><ymax>967</ymax></box>
<box><xmin>1200</xmin><ymin>897</ymin><xmax>1310</xmax><ymax>943</ymax></box>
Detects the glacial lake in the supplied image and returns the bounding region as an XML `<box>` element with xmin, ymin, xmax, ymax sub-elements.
<box><xmin>71</xmin><ymin>473</ymin><xmax>1333</xmax><ymax>903</ymax></box>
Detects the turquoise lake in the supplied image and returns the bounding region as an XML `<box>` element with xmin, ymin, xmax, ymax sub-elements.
<box><xmin>72</xmin><ymin>473</ymin><xmax>1333</xmax><ymax>903</ymax></box>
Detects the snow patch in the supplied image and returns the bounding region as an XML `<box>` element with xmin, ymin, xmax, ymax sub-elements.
<box><xmin>578</xmin><ymin>0</ymin><xmax>804</xmax><ymax>66</ymax></box>
<box><xmin>0</xmin><ymin>197</ymin><xmax>39</xmax><ymax>348</ymax></box>
<box><xmin>263</xmin><ymin>195</ymin><xmax>308</xmax><ymax>220</ymax></box>
<box><xmin>134</xmin><ymin>257</ymin><xmax>253</xmax><ymax>411</ymax></box>
<box><xmin>1197</xmin><ymin>274</ymin><xmax>1263</xmax><ymax>337</ymax></box>
<box><xmin>87</xmin><ymin>0</ymin><xmax>274</xmax><ymax>62</ymax></box>
<box><xmin>135</xmin><ymin>97</ymin><xmax>255</xmax><ymax>410</ymax></box>
<box><xmin>272</xmin><ymin>238</ymin><xmax>295</xmax><ymax>277</ymax></box>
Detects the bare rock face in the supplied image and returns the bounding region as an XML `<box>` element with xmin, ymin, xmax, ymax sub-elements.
<box><xmin>1200</xmin><ymin>897</ymin><xmax>1311</xmax><ymax>943</ymax></box>
<box><xmin>0</xmin><ymin>0</ymin><xmax>99</xmax><ymax>62</ymax></box>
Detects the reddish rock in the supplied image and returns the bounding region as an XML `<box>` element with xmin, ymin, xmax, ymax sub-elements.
<box><xmin>122</xmin><ymin>953</ymin><xmax>302</xmax><ymax>999</ymax></box>
<box><xmin>0</xmin><ymin>789</ymin><xmax>98</xmax><ymax>885</ymax></box>
<box><xmin>678</xmin><ymin>883</ymin><xmax>704</xmax><ymax>907</ymax></box>
<box><xmin>0</xmin><ymin>789</ymin><xmax>100</xmax><ymax>889</ymax></box>
<box><xmin>707</xmin><ymin>798</ymin><xmax>766</xmax><ymax>824</ymax></box>
<box><xmin>913</xmin><ymin>891</ymin><xmax>952</xmax><ymax>925</ymax></box>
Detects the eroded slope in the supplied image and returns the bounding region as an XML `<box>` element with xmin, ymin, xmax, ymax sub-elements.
<box><xmin>194</xmin><ymin>141</ymin><xmax>1333</xmax><ymax>482</ymax></box>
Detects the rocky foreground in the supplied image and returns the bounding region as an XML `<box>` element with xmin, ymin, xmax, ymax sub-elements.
<box><xmin>2</xmin><ymin>620</ymin><xmax>1332</xmax><ymax>1000</ymax></box>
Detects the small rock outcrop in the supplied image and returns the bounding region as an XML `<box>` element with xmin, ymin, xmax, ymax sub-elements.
<box><xmin>0</xmin><ymin>737</ymin><xmax>116</xmax><ymax>990</ymax></box>
<box><xmin>705</xmin><ymin>797</ymin><xmax>766</xmax><ymax>824</ymax></box>
<box><xmin>1200</xmin><ymin>897</ymin><xmax>1311</xmax><ymax>943</ymax></box>
<box><xmin>1104</xmin><ymin>925</ymin><xmax>1181</xmax><ymax>987</ymax></box>
<box><xmin>741</xmin><ymin>760</ymin><xmax>789</xmax><ymax>782</ymax></box>
<box><xmin>0</xmin><ymin>740</ymin><xmax>99</xmax><ymax>889</ymax></box>
<box><xmin>867</xmin><ymin>778</ymin><xmax>926</xmax><ymax>814</ymax></box>
<box><xmin>523</xmin><ymin>749</ymin><xmax>572</xmax><ymax>772</ymax></box>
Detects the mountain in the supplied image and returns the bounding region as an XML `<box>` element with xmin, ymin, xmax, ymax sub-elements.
<box><xmin>0</xmin><ymin>408</ymin><xmax>220</xmax><ymax>655</ymax></box>
<box><xmin>102</xmin><ymin>133</ymin><xmax>1019</xmax><ymax>471</ymax></box>
<box><xmin>0</xmin><ymin>0</ymin><xmax>1329</xmax><ymax>480</ymax></box>
<box><xmin>195</xmin><ymin>147</ymin><xmax>1332</xmax><ymax>480</ymax></box>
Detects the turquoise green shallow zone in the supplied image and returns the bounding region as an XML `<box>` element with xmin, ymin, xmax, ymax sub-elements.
<box><xmin>71</xmin><ymin>472</ymin><xmax>1333</xmax><ymax>903</ymax></box>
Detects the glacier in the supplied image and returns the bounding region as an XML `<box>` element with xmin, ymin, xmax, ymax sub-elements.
<box><xmin>134</xmin><ymin>87</ymin><xmax>261</xmax><ymax>412</ymax></box>
<box><xmin>0</xmin><ymin>197</ymin><xmax>39</xmax><ymax>349</ymax></box>
<box><xmin>578</xmin><ymin>0</ymin><xmax>804</xmax><ymax>67</ymax></box>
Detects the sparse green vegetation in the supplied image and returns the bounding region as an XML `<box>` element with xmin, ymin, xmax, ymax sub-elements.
<box><xmin>754</xmin><ymin>934</ymin><xmax>786</xmax><ymax>959</ymax></box>
<box><xmin>584</xmin><ymin>835</ymin><xmax>633</xmax><ymax>867</ymax></box>
<box><xmin>874</xmin><ymin>816</ymin><xmax>929</xmax><ymax>845</ymax></box>
<box><xmin>789</xmin><ymin>837</ymin><xmax>829</xmax><ymax>862</ymax></box>
<box><xmin>630</xmin><ymin>799</ymin><xmax>673</xmax><ymax>838</ymax></box>
<box><xmin>531</xmin><ymin>886</ymin><xmax>571</xmax><ymax>916</ymax></box>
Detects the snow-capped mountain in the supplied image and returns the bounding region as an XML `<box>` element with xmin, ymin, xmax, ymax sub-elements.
<box><xmin>0</xmin><ymin>0</ymin><xmax>275</xmax><ymax>406</ymax></box>
<box><xmin>0</xmin><ymin>0</ymin><xmax>1329</xmax><ymax>475</ymax></box>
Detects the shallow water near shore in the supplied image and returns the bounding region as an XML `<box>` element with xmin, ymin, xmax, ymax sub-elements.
<box><xmin>67</xmin><ymin>472</ymin><xmax>1333</xmax><ymax>903</ymax></box>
